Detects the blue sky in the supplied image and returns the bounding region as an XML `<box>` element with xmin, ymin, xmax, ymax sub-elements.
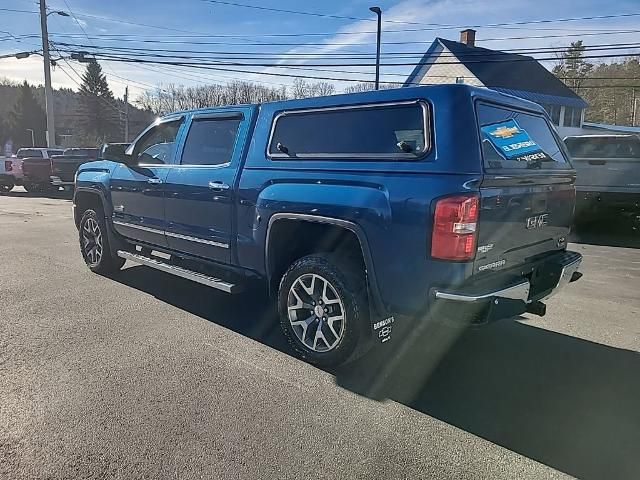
<box><xmin>1</xmin><ymin>0</ymin><xmax>639</xmax><ymax>100</ymax></box>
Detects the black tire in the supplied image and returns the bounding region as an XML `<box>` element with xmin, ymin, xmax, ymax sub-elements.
<box><xmin>278</xmin><ymin>254</ymin><xmax>368</xmax><ymax>367</ymax></box>
<box><xmin>0</xmin><ymin>181</ymin><xmax>14</xmax><ymax>193</ymax></box>
<box><xmin>24</xmin><ymin>182</ymin><xmax>48</xmax><ymax>193</ymax></box>
<box><xmin>79</xmin><ymin>208</ymin><xmax>125</xmax><ymax>274</ymax></box>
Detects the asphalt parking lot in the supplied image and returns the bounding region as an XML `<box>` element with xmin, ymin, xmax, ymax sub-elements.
<box><xmin>1</xmin><ymin>190</ymin><xmax>639</xmax><ymax>480</ymax></box>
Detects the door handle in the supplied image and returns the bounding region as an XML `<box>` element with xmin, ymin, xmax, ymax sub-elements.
<box><xmin>208</xmin><ymin>181</ymin><xmax>230</xmax><ymax>191</ymax></box>
<box><xmin>588</xmin><ymin>159</ymin><xmax>606</xmax><ymax>165</ymax></box>
<box><xmin>147</xmin><ymin>177</ymin><xmax>163</xmax><ymax>184</ymax></box>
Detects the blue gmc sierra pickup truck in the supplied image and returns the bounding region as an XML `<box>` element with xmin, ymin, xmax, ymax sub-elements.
<box><xmin>73</xmin><ymin>84</ymin><xmax>583</xmax><ymax>366</ymax></box>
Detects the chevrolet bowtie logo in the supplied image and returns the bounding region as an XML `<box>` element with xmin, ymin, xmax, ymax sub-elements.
<box><xmin>490</xmin><ymin>126</ymin><xmax>520</xmax><ymax>139</ymax></box>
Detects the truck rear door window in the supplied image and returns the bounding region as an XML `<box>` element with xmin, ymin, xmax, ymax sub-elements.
<box><xmin>269</xmin><ymin>102</ymin><xmax>429</xmax><ymax>159</ymax></box>
<box><xmin>477</xmin><ymin>103</ymin><xmax>568</xmax><ymax>170</ymax></box>
<box><xmin>181</xmin><ymin>117</ymin><xmax>241</xmax><ymax>166</ymax></box>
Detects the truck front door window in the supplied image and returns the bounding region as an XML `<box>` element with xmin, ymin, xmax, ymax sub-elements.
<box><xmin>135</xmin><ymin>120</ymin><xmax>183</xmax><ymax>165</ymax></box>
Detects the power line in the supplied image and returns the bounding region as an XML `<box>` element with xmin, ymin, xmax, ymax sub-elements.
<box><xmin>40</xmin><ymin>27</ymin><xmax>640</xmax><ymax>39</ymax></box>
<box><xmin>0</xmin><ymin>8</ymin><xmax>38</xmax><ymax>14</ymax></box>
<box><xmin>200</xmin><ymin>0</ymin><xmax>467</xmax><ymax>28</ymax></box>
<box><xmin>57</xmin><ymin>63</ymin><xmax>122</xmax><ymax>114</ymax></box>
<box><xmin>49</xmin><ymin>44</ymin><xmax>640</xmax><ymax>81</ymax></box>
<box><xmin>202</xmin><ymin>2</ymin><xmax>640</xmax><ymax>32</ymax></box>
<box><xmin>36</xmin><ymin>10</ymin><xmax>640</xmax><ymax>39</ymax></box>
<box><xmin>129</xmin><ymin>61</ymin><xmax>290</xmax><ymax>88</ymax></box>
<box><xmin>8</xmin><ymin>5</ymin><xmax>640</xmax><ymax>43</ymax></box>
<box><xmin>64</xmin><ymin>48</ymin><xmax>640</xmax><ymax>68</ymax></box>
<box><xmin>51</xmin><ymin>40</ymin><xmax>640</xmax><ymax>59</ymax></box>
<box><xmin>37</xmin><ymin>28</ymin><xmax>640</xmax><ymax>47</ymax></box>
<box><xmin>55</xmin><ymin>56</ymin><xmax>127</xmax><ymax>116</ymax></box>
<box><xmin>50</xmin><ymin>52</ymin><xmax>640</xmax><ymax>87</ymax></box>
<box><xmin>206</xmin><ymin>1</ymin><xmax>640</xmax><ymax>33</ymax></box>
<box><xmin>57</xmin><ymin>0</ymin><xmax>122</xmax><ymax>83</ymax></box>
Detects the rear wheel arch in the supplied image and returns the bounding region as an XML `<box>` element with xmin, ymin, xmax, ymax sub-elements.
<box><xmin>265</xmin><ymin>214</ymin><xmax>383</xmax><ymax>315</ymax></box>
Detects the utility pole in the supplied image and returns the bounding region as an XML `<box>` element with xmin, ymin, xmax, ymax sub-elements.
<box><xmin>124</xmin><ymin>86</ymin><xmax>130</xmax><ymax>143</ymax></box>
<box><xmin>369</xmin><ymin>7</ymin><xmax>382</xmax><ymax>90</ymax></box>
<box><xmin>39</xmin><ymin>0</ymin><xmax>56</xmax><ymax>147</ymax></box>
<box><xmin>632</xmin><ymin>88</ymin><xmax>637</xmax><ymax>127</ymax></box>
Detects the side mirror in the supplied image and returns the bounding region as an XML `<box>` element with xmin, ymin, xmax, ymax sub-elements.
<box><xmin>122</xmin><ymin>152</ymin><xmax>137</xmax><ymax>165</ymax></box>
<box><xmin>99</xmin><ymin>143</ymin><xmax>133</xmax><ymax>164</ymax></box>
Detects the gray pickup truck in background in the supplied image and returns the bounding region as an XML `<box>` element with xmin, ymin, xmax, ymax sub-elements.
<box><xmin>564</xmin><ymin>134</ymin><xmax>640</xmax><ymax>222</ymax></box>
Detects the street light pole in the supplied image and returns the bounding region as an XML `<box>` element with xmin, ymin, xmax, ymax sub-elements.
<box><xmin>369</xmin><ymin>6</ymin><xmax>382</xmax><ymax>90</ymax></box>
<box><xmin>26</xmin><ymin>129</ymin><xmax>35</xmax><ymax>147</ymax></box>
<box><xmin>39</xmin><ymin>0</ymin><xmax>56</xmax><ymax>147</ymax></box>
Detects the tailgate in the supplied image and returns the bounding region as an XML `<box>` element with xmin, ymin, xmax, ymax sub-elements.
<box><xmin>475</xmin><ymin>102</ymin><xmax>575</xmax><ymax>275</ymax></box>
<box><xmin>52</xmin><ymin>157</ymin><xmax>87</xmax><ymax>182</ymax></box>
<box><xmin>475</xmin><ymin>174</ymin><xmax>574</xmax><ymax>274</ymax></box>
<box><xmin>565</xmin><ymin>136</ymin><xmax>640</xmax><ymax>191</ymax></box>
<box><xmin>571</xmin><ymin>157</ymin><xmax>640</xmax><ymax>192</ymax></box>
<box><xmin>22</xmin><ymin>157</ymin><xmax>51</xmax><ymax>181</ymax></box>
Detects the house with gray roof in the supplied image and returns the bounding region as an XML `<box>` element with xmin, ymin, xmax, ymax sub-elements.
<box><xmin>404</xmin><ymin>29</ymin><xmax>589</xmax><ymax>137</ymax></box>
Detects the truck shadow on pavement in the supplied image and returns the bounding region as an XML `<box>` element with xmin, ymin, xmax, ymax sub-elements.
<box><xmin>2</xmin><ymin>189</ymin><xmax>73</xmax><ymax>200</ymax></box>
<box><xmin>112</xmin><ymin>266</ymin><xmax>639</xmax><ymax>480</ymax></box>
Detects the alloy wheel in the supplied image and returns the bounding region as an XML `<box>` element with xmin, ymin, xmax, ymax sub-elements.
<box><xmin>287</xmin><ymin>273</ymin><xmax>345</xmax><ymax>352</ymax></box>
<box><xmin>82</xmin><ymin>217</ymin><xmax>103</xmax><ymax>266</ymax></box>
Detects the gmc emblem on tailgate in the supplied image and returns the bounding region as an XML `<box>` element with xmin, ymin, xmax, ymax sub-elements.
<box><xmin>526</xmin><ymin>214</ymin><xmax>549</xmax><ymax>229</ymax></box>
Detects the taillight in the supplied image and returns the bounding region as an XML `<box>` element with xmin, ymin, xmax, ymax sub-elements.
<box><xmin>431</xmin><ymin>194</ymin><xmax>479</xmax><ymax>261</ymax></box>
<box><xmin>4</xmin><ymin>160</ymin><xmax>11</xmax><ymax>172</ymax></box>
<box><xmin>49</xmin><ymin>159</ymin><xmax>54</xmax><ymax>174</ymax></box>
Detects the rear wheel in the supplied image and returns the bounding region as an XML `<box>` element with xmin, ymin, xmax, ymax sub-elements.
<box><xmin>278</xmin><ymin>254</ymin><xmax>368</xmax><ymax>367</ymax></box>
<box><xmin>0</xmin><ymin>181</ymin><xmax>14</xmax><ymax>193</ymax></box>
<box><xmin>79</xmin><ymin>208</ymin><xmax>125</xmax><ymax>274</ymax></box>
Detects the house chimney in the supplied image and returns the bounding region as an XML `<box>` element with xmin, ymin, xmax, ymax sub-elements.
<box><xmin>460</xmin><ymin>29</ymin><xmax>476</xmax><ymax>47</ymax></box>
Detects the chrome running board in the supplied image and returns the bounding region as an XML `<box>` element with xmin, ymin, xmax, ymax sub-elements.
<box><xmin>117</xmin><ymin>251</ymin><xmax>240</xmax><ymax>294</ymax></box>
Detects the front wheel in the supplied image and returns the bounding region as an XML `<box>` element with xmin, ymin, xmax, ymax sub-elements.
<box><xmin>0</xmin><ymin>181</ymin><xmax>14</xmax><ymax>193</ymax></box>
<box><xmin>278</xmin><ymin>254</ymin><xmax>368</xmax><ymax>367</ymax></box>
<box><xmin>79</xmin><ymin>209</ymin><xmax>125</xmax><ymax>274</ymax></box>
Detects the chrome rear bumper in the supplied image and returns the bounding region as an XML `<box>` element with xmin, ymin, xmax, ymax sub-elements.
<box><xmin>434</xmin><ymin>254</ymin><xmax>582</xmax><ymax>304</ymax></box>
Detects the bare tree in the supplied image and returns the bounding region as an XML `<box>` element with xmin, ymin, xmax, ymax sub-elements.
<box><xmin>290</xmin><ymin>78</ymin><xmax>336</xmax><ymax>98</ymax></box>
<box><xmin>136</xmin><ymin>81</ymin><xmax>288</xmax><ymax>115</ymax></box>
<box><xmin>343</xmin><ymin>82</ymin><xmax>397</xmax><ymax>93</ymax></box>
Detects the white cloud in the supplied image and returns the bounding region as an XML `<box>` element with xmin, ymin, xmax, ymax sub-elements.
<box><xmin>258</xmin><ymin>0</ymin><xmax>640</xmax><ymax>90</ymax></box>
<box><xmin>3</xmin><ymin>0</ymin><xmax>640</xmax><ymax>98</ymax></box>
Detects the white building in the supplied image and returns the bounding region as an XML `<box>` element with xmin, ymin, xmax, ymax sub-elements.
<box><xmin>404</xmin><ymin>30</ymin><xmax>589</xmax><ymax>138</ymax></box>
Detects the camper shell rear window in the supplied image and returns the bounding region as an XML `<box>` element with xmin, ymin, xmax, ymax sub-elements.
<box><xmin>476</xmin><ymin>103</ymin><xmax>569</xmax><ymax>170</ymax></box>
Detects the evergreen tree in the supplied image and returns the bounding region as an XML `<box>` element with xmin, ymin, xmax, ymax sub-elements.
<box><xmin>78</xmin><ymin>60</ymin><xmax>120</xmax><ymax>142</ymax></box>
<box><xmin>552</xmin><ymin>41</ymin><xmax>594</xmax><ymax>93</ymax></box>
<box><xmin>8</xmin><ymin>81</ymin><xmax>46</xmax><ymax>148</ymax></box>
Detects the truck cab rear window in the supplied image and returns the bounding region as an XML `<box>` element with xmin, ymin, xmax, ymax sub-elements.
<box><xmin>564</xmin><ymin>136</ymin><xmax>640</xmax><ymax>159</ymax></box>
<box><xmin>477</xmin><ymin>103</ymin><xmax>567</xmax><ymax>170</ymax></box>
<box><xmin>17</xmin><ymin>149</ymin><xmax>43</xmax><ymax>158</ymax></box>
<box><xmin>269</xmin><ymin>102</ymin><xmax>428</xmax><ymax>159</ymax></box>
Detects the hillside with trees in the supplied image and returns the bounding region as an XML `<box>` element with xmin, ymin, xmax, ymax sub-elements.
<box><xmin>0</xmin><ymin>63</ymin><xmax>153</xmax><ymax>150</ymax></box>
<box><xmin>553</xmin><ymin>41</ymin><xmax>640</xmax><ymax>126</ymax></box>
